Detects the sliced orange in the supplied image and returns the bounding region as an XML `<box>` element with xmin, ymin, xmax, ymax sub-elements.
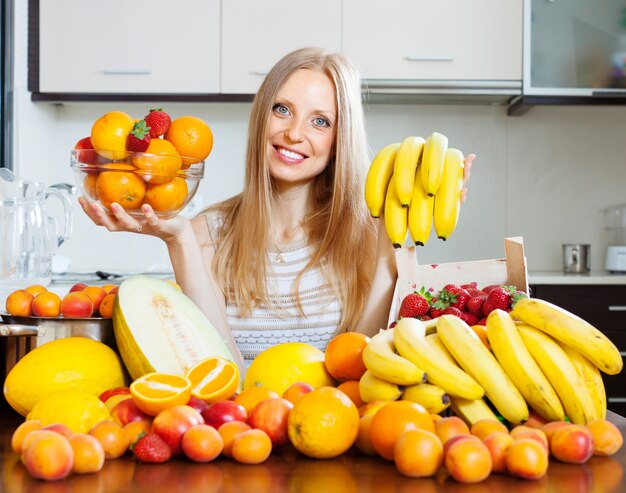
<box><xmin>129</xmin><ymin>372</ymin><xmax>191</xmax><ymax>416</ymax></box>
<box><xmin>184</xmin><ymin>356</ymin><xmax>240</xmax><ymax>404</ymax></box>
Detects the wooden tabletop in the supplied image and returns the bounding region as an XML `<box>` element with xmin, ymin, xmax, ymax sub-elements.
<box><xmin>1</xmin><ymin>407</ymin><xmax>625</xmax><ymax>493</ymax></box>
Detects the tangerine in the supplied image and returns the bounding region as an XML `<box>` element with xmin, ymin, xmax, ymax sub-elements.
<box><xmin>143</xmin><ymin>177</ymin><xmax>189</xmax><ymax>212</ymax></box>
<box><xmin>95</xmin><ymin>164</ymin><xmax>146</xmax><ymax>210</ymax></box>
<box><xmin>164</xmin><ymin>115</ymin><xmax>213</xmax><ymax>166</ymax></box>
<box><xmin>129</xmin><ymin>372</ymin><xmax>192</xmax><ymax>416</ymax></box>
<box><xmin>132</xmin><ymin>138</ymin><xmax>182</xmax><ymax>184</ymax></box>
<box><xmin>324</xmin><ymin>332</ymin><xmax>369</xmax><ymax>382</ymax></box>
<box><xmin>91</xmin><ymin>111</ymin><xmax>134</xmax><ymax>160</ymax></box>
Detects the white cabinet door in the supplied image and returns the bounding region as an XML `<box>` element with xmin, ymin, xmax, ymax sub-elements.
<box><xmin>221</xmin><ymin>0</ymin><xmax>342</xmax><ymax>94</ymax></box>
<box><xmin>343</xmin><ymin>0</ymin><xmax>522</xmax><ymax>82</ymax></box>
<box><xmin>39</xmin><ymin>0</ymin><xmax>220</xmax><ymax>93</ymax></box>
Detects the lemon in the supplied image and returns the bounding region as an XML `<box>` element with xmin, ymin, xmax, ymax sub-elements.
<box><xmin>244</xmin><ymin>342</ymin><xmax>335</xmax><ymax>396</ymax></box>
<box><xmin>91</xmin><ymin>110</ymin><xmax>134</xmax><ymax>160</ymax></box>
<box><xmin>3</xmin><ymin>337</ymin><xmax>127</xmax><ymax>416</ymax></box>
<box><xmin>27</xmin><ymin>390</ymin><xmax>112</xmax><ymax>433</ymax></box>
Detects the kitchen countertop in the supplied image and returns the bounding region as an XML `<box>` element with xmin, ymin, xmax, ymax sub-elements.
<box><xmin>529</xmin><ymin>271</ymin><xmax>626</xmax><ymax>285</ymax></box>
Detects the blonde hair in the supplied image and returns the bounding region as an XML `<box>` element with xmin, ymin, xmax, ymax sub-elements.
<box><xmin>205</xmin><ymin>47</ymin><xmax>376</xmax><ymax>332</ymax></box>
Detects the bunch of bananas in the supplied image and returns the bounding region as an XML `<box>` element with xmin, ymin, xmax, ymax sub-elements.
<box><xmin>364</xmin><ymin>132</ymin><xmax>465</xmax><ymax>247</ymax></box>
<box><xmin>358</xmin><ymin>298</ymin><xmax>622</xmax><ymax>426</ymax></box>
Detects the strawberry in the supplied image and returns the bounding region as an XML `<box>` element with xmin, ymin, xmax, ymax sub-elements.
<box><xmin>476</xmin><ymin>317</ymin><xmax>488</xmax><ymax>326</ymax></box>
<box><xmin>482</xmin><ymin>286</ymin><xmax>511</xmax><ymax>316</ymax></box>
<box><xmin>428</xmin><ymin>297</ymin><xmax>448</xmax><ymax>318</ymax></box>
<box><xmin>459</xmin><ymin>311</ymin><xmax>479</xmax><ymax>326</ymax></box>
<box><xmin>398</xmin><ymin>292</ymin><xmax>430</xmax><ymax>319</ymax></box>
<box><xmin>481</xmin><ymin>284</ymin><xmax>501</xmax><ymax>294</ymax></box>
<box><xmin>132</xmin><ymin>433</ymin><xmax>172</xmax><ymax>463</ymax></box>
<box><xmin>442</xmin><ymin>306</ymin><xmax>463</xmax><ymax>317</ymax></box>
<box><xmin>126</xmin><ymin>120</ymin><xmax>151</xmax><ymax>152</ymax></box>
<box><xmin>439</xmin><ymin>284</ymin><xmax>470</xmax><ymax>311</ymax></box>
<box><xmin>466</xmin><ymin>295</ymin><xmax>486</xmax><ymax>316</ymax></box>
<box><xmin>144</xmin><ymin>108</ymin><xmax>171</xmax><ymax>138</ymax></box>
<box><xmin>418</xmin><ymin>314</ymin><xmax>432</xmax><ymax>321</ymax></box>
<box><xmin>460</xmin><ymin>282</ymin><xmax>478</xmax><ymax>290</ymax></box>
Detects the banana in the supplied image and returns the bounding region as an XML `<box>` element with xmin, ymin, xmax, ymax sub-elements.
<box><xmin>392</xmin><ymin>136</ymin><xmax>426</xmax><ymax>207</ymax></box>
<box><xmin>511</xmin><ymin>297</ymin><xmax>623</xmax><ymax>375</ymax></box>
<box><xmin>433</xmin><ymin>148</ymin><xmax>464</xmax><ymax>241</ymax></box>
<box><xmin>437</xmin><ymin>315</ymin><xmax>529</xmax><ymax>425</ymax></box>
<box><xmin>517</xmin><ymin>324</ymin><xmax>597</xmax><ymax>425</ymax></box>
<box><xmin>393</xmin><ymin>317</ymin><xmax>484</xmax><ymax>400</ymax></box>
<box><xmin>359</xmin><ymin>370</ymin><xmax>403</xmax><ymax>403</ymax></box>
<box><xmin>362</xmin><ymin>329</ymin><xmax>427</xmax><ymax>386</ymax></box>
<box><xmin>383</xmin><ymin>177</ymin><xmax>408</xmax><ymax>248</ymax></box>
<box><xmin>408</xmin><ymin>175</ymin><xmax>434</xmax><ymax>246</ymax></box>
<box><xmin>449</xmin><ymin>397</ymin><xmax>500</xmax><ymax>427</ymax></box>
<box><xmin>424</xmin><ymin>333</ymin><xmax>458</xmax><ymax>366</ymax></box>
<box><xmin>420</xmin><ymin>132</ymin><xmax>448</xmax><ymax>196</ymax></box>
<box><xmin>486</xmin><ymin>310</ymin><xmax>565</xmax><ymax>422</ymax></box>
<box><xmin>402</xmin><ymin>383</ymin><xmax>450</xmax><ymax>415</ymax></box>
<box><xmin>364</xmin><ymin>142</ymin><xmax>401</xmax><ymax>218</ymax></box>
<box><xmin>560</xmin><ymin>342</ymin><xmax>607</xmax><ymax>421</ymax></box>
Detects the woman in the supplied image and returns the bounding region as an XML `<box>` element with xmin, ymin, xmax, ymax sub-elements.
<box><xmin>79</xmin><ymin>47</ymin><xmax>471</xmax><ymax>370</ymax></box>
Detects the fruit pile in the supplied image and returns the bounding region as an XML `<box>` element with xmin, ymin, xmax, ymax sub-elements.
<box><xmin>365</xmin><ymin>132</ymin><xmax>465</xmax><ymax>247</ymax></box>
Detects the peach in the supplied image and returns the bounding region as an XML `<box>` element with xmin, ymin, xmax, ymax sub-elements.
<box><xmin>444</xmin><ymin>434</ymin><xmax>492</xmax><ymax>483</ymax></box>
<box><xmin>181</xmin><ymin>423</ymin><xmax>224</xmax><ymax>462</ymax></box>
<box><xmin>201</xmin><ymin>400</ymin><xmax>247</xmax><ymax>429</ymax></box>
<box><xmin>42</xmin><ymin>423</ymin><xmax>74</xmax><ymax>438</ymax></box>
<box><xmin>110</xmin><ymin>397</ymin><xmax>151</xmax><ymax>427</ymax></box>
<box><xmin>482</xmin><ymin>431</ymin><xmax>513</xmax><ymax>473</ymax></box>
<box><xmin>82</xmin><ymin>286</ymin><xmax>108</xmax><ymax>315</ymax></box>
<box><xmin>282</xmin><ymin>382</ymin><xmax>314</xmax><ymax>405</ymax></box>
<box><xmin>89</xmin><ymin>420</ymin><xmax>129</xmax><ymax>459</ymax></box>
<box><xmin>541</xmin><ymin>420</ymin><xmax>570</xmax><ymax>443</ymax></box>
<box><xmin>510</xmin><ymin>425</ymin><xmax>549</xmax><ymax>453</ymax></box>
<box><xmin>68</xmin><ymin>433</ymin><xmax>105</xmax><ymax>474</ymax></box>
<box><xmin>5</xmin><ymin>289</ymin><xmax>34</xmax><ymax>316</ymax></box>
<box><xmin>247</xmin><ymin>397</ymin><xmax>293</xmax><ymax>446</ymax></box>
<box><xmin>11</xmin><ymin>420</ymin><xmax>42</xmax><ymax>454</ymax></box>
<box><xmin>151</xmin><ymin>405</ymin><xmax>204</xmax><ymax>456</ymax></box>
<box><xmin>186</xmin><ymin>395</ymin><xmax>210</xmax><ymax>415</ymax></box>
<box><xmin>394</xmin><ymin>428</ymin><xmax>443</xmax><ymax>478</ymax></box>
<box><xmin>506</xmin><ymin>437</ymin><xmax>549</xmax><ymax>480</ymax></box>
<box><xmin>435</xmin><ymin>416</ymin><xmax>470</xmax><ymax>445</ymax></box>
<box><xmin>550</xmin><ymin>424</ymin><xmax>594</xmax><ymax>464</ymax></box>
<box><xmin>69</xmin><ymin>282</ymin><xmax>88</xmax><ymax>292</ymax></box>
<box><xmin>61</xmin><ymin>291</ymin><xmax>93</xmax><ymax>318</ymax></box>
<box><xmin>23</xmin><ymin>430</ymin><xmax>74</xmax><ymax>481</ymax></box>
<box><xmin>443</xmin><ymin>433</ymin><xmax>482</xmax><ymax>455</ymax></box>
<box><xmin>19</xmin><ymin>430</ymin><xmax>50</xmax><ymax>458</ymax></box>
<box><xmin>470</xmin><ymin>419</ymin><xmax>508</xmax><ymax>441</ymax></box>
<box><xmin>586</xmin><ymin>419</ymin><xmax>624</xmax><ymax>456</ymax></box>
<box><xmin>31</xmin><ymin>291</ymin><xmax>62</xmax><ymax>317</ymax></box>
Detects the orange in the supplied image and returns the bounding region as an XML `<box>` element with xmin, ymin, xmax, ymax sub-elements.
<box><xmin>164</xmin><ymin>115</ymin><xmax>213</xmax><ymax>166</ymax></box>
<box><xmin>336</xmin><ymin>380</ymin><xmax>365</xmax><ymax>408</ymax></box>
<box><xmin>369</xmin><ymin>400</ymin><xmax>435</xmax><ymax>461</ymax></box>
<box><xmin>287</xmin><ymin>386</ymin><xmax>359</xmax><ymax>459</ymax></box>
<box><xmin>95</xmin><ymin>163</ymin><xmax>146</xmax><ymax>210</ymax></box>
<box><xmin>83</xmin><ymin>174</ymin><xmax>98</xmax><ymax>199</ymax></box>
<box><xmin>132</xmin><ymin>138</ymin><xmax>182</xmax><ymax>184</ymax></box>
<box><xmin>470</xmin><ymin>325</ymin><xmax>491</xmax><ymax>350</ymax></box>
<box><xmin>218</xmin><ymin>421</ymin><xmax>251</xmax><ymax>457</ymax></box>
<box><xmin>394</xmin><ymin>428</ymin><xmax>443</xmax><ymax>478</ymax></box>
<box><xmin>234</xmin><ymin>386</ymin><xmax>280</xmax><ymax>415</ymax></box>
<box><xmin>231</xmin><ymin>429</ymin><xmax>272</xmax><ymax>465</ymax></box>
<box><xmin>143</xmin><ymin>176</ymin><xmax>189</xmax><ymax>212</ymax></box>
<box><xmin>88</xmin><ymin>420</ymin><xmax>129</xmax><ymax>459</ymax></box>
<box><xmin>5</xmin><ymin>290</ymin><xmax>34</xmax><ymax>317</ymax></box>
<box><xmin>184</xmin><ymin>356</ymin><xmax>240</xmax><ymax>403</ymax></box>
<box><xmin>91</xmin><ymin>111</ymin><xmax>134</xmax><ymax>160</ymax></box>
<box><xmin>324</xmin><ymin>332</ymin><xmax>370</xmax><ymax>382</ymax></box>
<box><xmin>129</xmin><ymin>372</ymin><xmax>192</xmax><ymax>416</ymax></box>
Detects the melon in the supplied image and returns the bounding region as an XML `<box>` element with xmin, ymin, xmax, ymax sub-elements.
<box><xmin>3</xmin><ymin>337</ymin><xmax>126</xmax><ymax>416</ymax></box>
<box><xmin>113</xmin><ymin>275</ymin><xmax>236</xmax><ymax>380</ymax></box>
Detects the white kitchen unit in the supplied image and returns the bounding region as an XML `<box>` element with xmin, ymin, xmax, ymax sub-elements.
<box><xmin>343</xmin><ymin>0</ymin><xmax>522</xmax><ymax>89</ymax></box>
<box><xmin>37</xmin><ymin>0</ymin><xmax>220</xmax><ymax>94</ymax></box>
<box><xmin>220</xmin><ymin>0</ymin><xmax>342</xmax><ymax>94</ymax></box>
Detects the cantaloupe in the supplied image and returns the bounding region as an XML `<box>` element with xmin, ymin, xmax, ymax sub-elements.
<box><xmin>113</xmin><ymin>275</ymin><xmax>236</xmax><ymax>380</ymax></box>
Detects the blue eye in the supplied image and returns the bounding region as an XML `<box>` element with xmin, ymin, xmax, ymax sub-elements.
<box><xmin>272</xmin><ymin>103</ymin><xmax>290</xmax><ymax>115</ymax></box>
<box><xmin>314</xmin><ymin>117</ymin><xmax>330</xmax><ymax>127</ymax></box>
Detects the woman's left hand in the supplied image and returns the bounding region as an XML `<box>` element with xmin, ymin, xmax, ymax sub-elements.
<box><xmin>461</xmin><ymin>153</ymin><xmax>476</xmax><ymax>203</ymax></box>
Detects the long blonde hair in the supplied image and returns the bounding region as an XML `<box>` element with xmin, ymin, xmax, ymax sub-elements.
<box><xmin>206</xmin><ymin>47</ymin><xmax>376</xmax><ymax>331</ymax></box>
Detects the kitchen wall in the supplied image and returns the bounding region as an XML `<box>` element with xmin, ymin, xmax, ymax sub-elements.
<box><xmin>11</xmin><ymin>4</ymin><xmax>626</xmax><ymax>276</ymax></box>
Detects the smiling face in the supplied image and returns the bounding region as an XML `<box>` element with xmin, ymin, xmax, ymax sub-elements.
<box><xmin>267</xmin><ymin>68</ymin><xmax>337</xmax><ymax>188</ymax></box>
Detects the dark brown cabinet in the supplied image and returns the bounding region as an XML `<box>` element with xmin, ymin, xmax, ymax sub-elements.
<box><xmin>529</xmin><ymin>284</ymin><xmax>626</xmax><ymax>417</ymax></box>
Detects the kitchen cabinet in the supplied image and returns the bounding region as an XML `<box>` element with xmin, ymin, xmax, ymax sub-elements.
<box><xmin>220</xmin><ymin>0</ymin><xmax>342</xmax><ymax>94</ymax></box>
<box><xmin>530</xmin><ymin>284</ymin><xmax>626</xmax><ymax>417</ymax></box>
<box><xmin>33</xmin><ymin>0</ymin><xmax>221</xmax><ymax>95</ymax></box>
<box><xmin>342</xmin><ymin>0</ymin><xmax>522</xmax><ymax>84</ymax></box>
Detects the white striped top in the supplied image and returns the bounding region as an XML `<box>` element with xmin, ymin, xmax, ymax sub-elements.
<box><xmin>205</xmin><ymin>212</ymin><xmax>342</xmax><ymax>368</ymax></box>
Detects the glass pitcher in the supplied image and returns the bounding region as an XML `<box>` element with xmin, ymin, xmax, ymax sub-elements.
<box><xmin>0</xmin><ymin>169</ymin><xmax>72</xmax><ymax>300</ymax></box>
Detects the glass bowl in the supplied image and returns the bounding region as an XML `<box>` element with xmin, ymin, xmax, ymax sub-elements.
<box><xmin>70</xmin><ymin>149</ymin><xmax>204</xmax><ymax>219</ymax></box>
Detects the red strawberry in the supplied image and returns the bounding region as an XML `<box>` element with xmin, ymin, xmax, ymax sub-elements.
<box><xmin>428</xmin><ymin>297</ymin><xmax>448</xmax><ymax>318</ymax></box>
<box><xmin>126</xmin><ymin>120</ymin><xmax>151</xmax><ymax>152</ymax></box>
<box><xmin>442</xmin><ymin>306</ymin><xmax>463</xmax><ymax>317</ymax></box>
<box><xmin>476</xmin><ymin>317</ymin><xmax>488</xmax><ymax>326</ymax></box>
<box><xmin>466</xmin><ymin>295</ymin><xmax>486</xmax><ymax>316</ymax></box>
<box><xmin>459</xmin><ymin>311</ymin><xmax>479</xmax><ymax>326</ymax></box>
<box><xmin>460</xmin><ymin>282</ymin><xmax>478</xmax><ymax>290</ymax></box>
<box><xmin>418</xmin><ymin>314</ymin><xmax>432</xmax><ymax>321</ymax></box>
<box><xmin>465</xmin><ymin>287</ymin><xmax>484</xmax><ymax>297</ymax></box>
<box><xmin>482</xmin><ymin>286</ymin><xmax>511</xmax><ymax>316</ymax></box>
<box><xmin>398</xmin><ymin>292</ymin><xmax>430</xmax><ymax>319</ymax></box>
<box><xmin>440</xmin><ymin>284</ymin><xmax>470</xmax><ymax>311</ymax></box>
<box><xmin>481</xmin><ymin>284</ymin><xmax>501</xmax><ymax>294</ymax></box>
<box><xmin>144</xmin><ymin>108</ymin><xmax>171</xmax><ymax>138</ymax></box>
<box><xmin>132</xmin><ymin>433</ymin><xmax>172</xmax><ymax>463</ymax></box>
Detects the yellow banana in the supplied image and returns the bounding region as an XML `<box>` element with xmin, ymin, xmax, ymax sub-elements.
<box><xmin>560</xmin><ymin>343</ymin><xmax>607</xmax><ymax>421</ymax></box>
<box><xmin>393</xmin><ymin>317</ymin><xmax>484</xmax><ymax>400</ymax></box>
<box><xmin>437</xmin><ymin>315</ymin><xmax>529</xmax><ymax>425</ymax></box>
<box><xmin>359</xmin><ymin>370</ymin><xmax>403</xmax><ymax>403</ymax></box>
<box><xmin>392</xmin><ymin>136</ymin><xmax>425</xmax><ymax>206</ymax></box>
<box><xmin>433</xmin><ymin>148</ymin><xmax>464</xmax><ymax>241</ymax></box>
<box><xmin>486</xmin><ymin>310</ymin><xmax>565</xmax><ymax>422</ymax></box>
<box><xmin>450</xmin><ymin>397</ymin><xmax>499</xmax><ymax>427</ymax></box>
<box><xmin>511</xmin><ymin>297</ymin><xmax>623</xmax><ymax>375</ymax></box>
<box><xmin>402</xmin><ymin>383</ymin><xmax>450</xmax><ymax>415</ymax></box>
<box><xmin>408</xmin><ymin>175</ymin><xmax>434</xmax><ymax>246</ymax></box>
<box><xmin>362</xmin><ymin>329</ymin><xmax>426</xmax><ymax>386</ymax></box>
<box><xmin>424</xmin><ymin>333</ymin><xmax>458</xmax><ymax>365</ymax></box>
<box><xmin>383</xmin><ymin>177</ymin><xmax>408</xmax><ymax>248</ymax></box>
<box><xmin>364</xmin><ymin>142</ymin><xmax>401</xmax><ymax>217</ymax></box>
<box><xmin>517</xmin><ymin>324</ymin><xmax>597</xmax><ymax>425</ymax></box>
<box><xmin>420</xmin><ymin>132</ymin><xmax>448</xmax><ymax>196</ymax></box>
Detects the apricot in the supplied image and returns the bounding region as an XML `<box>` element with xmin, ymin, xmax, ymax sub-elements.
<box><xmin>69</xmin><ymin>283</ymin><xmax>88</xmax><ymax>292</ymax></box>
<box><xmin>470</xmin><ymin>419</ymin><xmax>508</xmax><ymax>441</ymax></box>
<box><xmin>68</xmin><ymin>433</ymin><xmax>105</xmax><ymax>474</ymax></box>
<box><xmin>283</xmin><ymin>382</ymin><xmax>314</xmax><ymax>405</ymax></box>
<box><xmin>31</xmin><ymin>291</ymin><xmax>62</xmax><ymax>317</ymax></box>
<box><xmin>510</xmin><ymin>425</ymin><xmax>549</xmax><ymax>453</ymax></box>
<box><xmin>247</xmin><ymin>397</ymin><xmax>293</xmax><ymax>446</ymax></box>
<box><xmin>20</xmin><ymin>430</ymin><xmax>50</xmax><ymax>458</ymax></box>
<box><xmin>101</xmin><ymin>284</ymin><xmax>118</xmax><ymax>294</ymax></box>
<box><xmin>550</xmin><ymin>424</ymin><xmax>594</xmax><ymax>464</ymax></box>
<box><xmin>23</xmin><ymin>430</ymin><xmax>74</xmax><ymax>481</ymax></box>
<box><xmin>218</xmin><ymin>421</ymin><xmax>251</xmax><ymax>457</ymax></box>
<box><xmin>42</xmin><ymin>423</ymin><xmax>74</xmax><ymax>438</ymax></box>
<box><xmin>11</xmin><ymin>420</ymin><xmax>42</xmax><ymax>454</ymax></box>
<box><xmin>444</xmin><ymin>435</ymin><xmax>492</xmax><ymax>483</ymax></box>
<box><xmin>394</xmin><ymin>428</ymin><xmax>443</xmax><ymax>478</ymax></box>
<box><xmin>482</xmin><ymin>431</ymin><xmax>513</xmax><ymax>473</ymax></box>
<box><xmin>586</xmin><ymin>419</ymin><xmax>623</xmax><ymax>456</ymax></box>
<box><xmin>506</xmin><ymin>437</ymin><xmax>549</xmax><ymax>480</ymax></box>
<box><xmin>82</xmin><ymin>286</ymin><xmax>108</xmax><ymax>315</ymax></box>
<box><xmin>24</xmin><ymin>284</ymin><xmax>48</xmax><ymax>296</ymax></box>
<box><xmin>61</xmin><ymin>291</ymin><xmax>93</xmax><ymax>318</ymax></box>
<box><xmin>5</xmin><ymin>289</ymin><xmax>34</xmax><ymax>316</ymax></box>
<box><xmin>231</xmin><ymin>429</ymin><xmax>272</xmax><ymax>464</ymax></box>
<box><xmin>98</xmin><ymin>293</ymin><xmax>116</xmax><ymax>318</ymax></box>
<box><xmin>123</xmin><ymin>419</ymin><xmax>152</xmax><ymax>446</ymax></box>
<box><xmin>443</xmin><ymin>433</ymin><xmax>482</xmax><ymax>455</ymax></box>
<box><xmin>151</xmin><ymin>405</ymin><xmax>204</xmax><ymax>456</ymax></box>
<box><xmin>435</xmin><ymin>416</ymin><xmax>470</xmax><ymax>445</ymax></box>
<box><xmin>181</xmin><ymin>423</ymin><xmax>224</xmax><ymax>462</ymax></box>
<box><xmin>541</xmin><ymin>420</ymin><xmax>569</xmax><ymax>443</ymax></box>
<box><xmin>89</xmin><ymin>420</ymin><xmax>129</xmax><ymax>459</ymax></box>
<box><xmin>354</xmin><ymin>413</ymin><xmax>377</xmax><ymax>456</ymax></box>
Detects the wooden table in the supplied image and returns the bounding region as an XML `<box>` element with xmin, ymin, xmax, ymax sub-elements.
<box><xmin>1</xmin><ymin>407</ymin><xmax>625</xmax><ymax>493</ymax></box>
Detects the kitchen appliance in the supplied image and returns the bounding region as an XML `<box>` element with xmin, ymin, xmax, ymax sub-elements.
<box><xmin>603</xmin><ymin>204</ymin><xmax>626</xmax><ymax>273</ymax></box>
<box><xmin>562</xmin><ymin>244</ymin><xmax>591</xmax><ymax>274</ymax></box>
<box><xmin>606</xmin><ymin>245</ymin><xmax>626</xmax><ymax>273</ymax></box>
